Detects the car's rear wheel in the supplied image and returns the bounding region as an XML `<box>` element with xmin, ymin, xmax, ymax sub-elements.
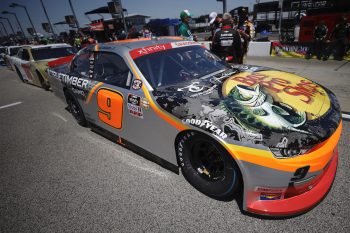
<box><xmin>176</xmin><ymin>131</ymin><xmax>240</xmax><ymax>200</ymax></box>
<box><xmin>15</xmin><ymin>67</ymin><xmax>25</xmax><ymax>83</ymax></box>
<box><xmin>36</xmin><ymin>70</ymin><xmax>50</xmax><ymax>90</ymax></box>
<box><xmin>65</xmin><ymin>91</ymin><xmax>87</xmax><ymax>127</ymax></box>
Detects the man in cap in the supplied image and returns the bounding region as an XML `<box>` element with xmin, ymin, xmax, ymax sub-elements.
<box><xmin>212</xmin><ymin>16</ymin><xmax>243</xmax><ymax>64</ymax></box>
<box><xmin>209</xmin><ymin>12</ymin><xmax>222</xmax><ymax>39</ymax></box>
<box><xmin>178</xmin><ymin>10</ymin><xmax>196</xmax><ymax>41</ymax></box>
<box><xmin>305</xmin><ymin>20</ymin><xmax>328</xmax><ymax>60</ymax></box>
<box><xmin>329</xmin><ymin>16</ymin><xmax>349</xmax><ymax>60</ymax></box>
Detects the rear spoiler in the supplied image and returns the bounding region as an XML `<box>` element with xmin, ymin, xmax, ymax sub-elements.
<box><xmin>47</xmin><ymin>55</ymin><xmax>75</xmax><ymax>68</ymax></box>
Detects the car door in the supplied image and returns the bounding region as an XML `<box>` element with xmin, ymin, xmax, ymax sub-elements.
<box><xmin>19</xmin><ymin>48</ymin><xmax>35</xmax><ymax>83</ymax></box>
<box><xmin>83</xmin><ymin>51</ymin><xmax>145</xmax><ymax>143</ymax></box>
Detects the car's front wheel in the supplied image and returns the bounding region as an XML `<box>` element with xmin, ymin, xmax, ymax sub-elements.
<box><xmin>176</xmin><ymin>131</ymin><xmax>241</xmax><ymax>200</ymax></box>
<box><xmin>65</xmin><ymin>91</ymin><xmax>87</xmax><ymax>127</ymax></box>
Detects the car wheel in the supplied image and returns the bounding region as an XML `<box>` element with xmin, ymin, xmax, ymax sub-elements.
<box><xmin>15</xmin><ymin>67</ymin><xmax>25</xmax><ymax>82</ymax></box>
<box><xmin>36</xmin><ymin>70</ymin><xmax>50</xmax><ymax>90</ymax></box>
<box><xmin>65</xmin><ymin>91</ymin><xmax>87</xmax><ymax>127</ymax></box>
<box><xmin>176</xmin><ymin>131</ymin><xmax>240</xmax><ymax>200</ymax></box>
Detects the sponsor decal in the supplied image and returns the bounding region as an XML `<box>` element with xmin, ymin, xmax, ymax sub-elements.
<box><xmin>129</xmin><ymin>43</ymin><xmax>172</xmax><ymax>59</ymax></box>
<box><xmin>255</xmin><ymin>187</ymin><xmax>286</xmax><ymax>193</ymax></box>
<box><xmin>141</xmin><ymin>98</ymin><xmax>149</xmax><ymax>109</ymax></box>
<box><xmin>200</xmin><ymin>105</ymin><xmax>263</xmax><ymax>143</ymax></box>
<box><xmin>132</xmin><ymin>79</ymin><xmax>143</xmax><ymax>90</ymax></box>
<box><xmin>259</xmin><ymin>192</ymin><xmax>282</xmax><ymax>201</ymax></box>
<box><xmin>177</xmin><ymin>82</ymin><xmax>216</xmax><ymax>97</ymax></box>
<box><xmin>129</xmin><ymin>42</ymin><xmax>202</xmax><ymax>59</ymax></box>
<box><xmin>178</xmin><ymin>82</ymin><xmax>206</xmax><ymax>93</ymax></box>
<box><xmin>71</xmin><ymin>87</ymin><xmax>86</xmax><ymax>97</ymax></box>
<box><xmin>222</xmin><ymin>71</ymin><xmax>330</xmax><ymax>120</ymax></box>
<box><xmin>182</xmin><ymin>118</ymin><xmax>227</xmax><ymax>139</ymax></box>
<box><xmin>89</xmin><ymin>53</ymin><xmax>94</xmax><ymax>79</ymax></box>
<box><xmin>47</xmin><ymin>69</ymin><xmax>90</xmax><ymax>89</ymax></box>
<box><xmin>172</xmin><ymin>41</ymin><xmax>199</xmax><ymax>48</ymax></box>
<box><xmin>177</xmin><ymin>131</ymin><xmax>195</xmax><ymax>167</ymax></box>
<box><xmin>128</xmin><ymin>93</ymin><xmax>141</xmax><ymax>106</ymax></box>
<box><xmin>127</xmin><ymin>94</ymin><xmax>143</xmax><ymax>118</ymax></box>
<box><xmin>271</xmin><ymin>41</ymin><xmax>350</xmax><ymax>61</ymax></box>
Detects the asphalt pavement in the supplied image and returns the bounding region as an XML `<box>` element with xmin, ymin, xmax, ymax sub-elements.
<box><xmin>0</xmin><ymin>65</ymin><xmax>349</xmax><ymax>233</ymax></box>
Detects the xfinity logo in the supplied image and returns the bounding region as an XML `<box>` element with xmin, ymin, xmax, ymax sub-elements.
<box><xmin>137</xmin><ymin>45</ymin><xmax>166</xmax><ymax>55</ymax></box>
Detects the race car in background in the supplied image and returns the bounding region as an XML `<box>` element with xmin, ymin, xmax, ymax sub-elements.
<box><xmin>12</xmin><ymin>44</ymin><xmax>76</xmax><ymax>90</ymax></box>
<box><xmin>47</xmin><ymin>38</ymin><xmax>342</xmax><ymax>216</ymax></box>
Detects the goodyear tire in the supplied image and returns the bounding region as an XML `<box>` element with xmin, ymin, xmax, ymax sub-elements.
<box><xmin>65</xmin><ymin>91</ymin><xmax>87</xmax><ymax>127</ymax></box>
<box><xmin>176</xmin><ymin>131</ymin><xmax>240</xmax><ymax>200</ymax></box>
<box><xmin>15</xmin><ymin>67</ymin><xmax>25</xmax><ymax>82</ymax></box>
<box><xmin>36</xmin><ymin>71</ymin><xmax>50</xmax><ymax>91</ymax></box>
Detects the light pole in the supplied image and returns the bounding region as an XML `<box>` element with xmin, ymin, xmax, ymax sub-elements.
<box><xmin>278</xmin><ymin>0</ymin><xmax>283</xmax><ymax>36</ymax></box>
<box><xmin>2</xmin><ymin>11</ymin><xmax>26</xmax><ymax>39</ymax></box>
<box><xmin>10</xmin><ymin>3</ymin><xmax>39</xmax><ymax>40</ymax></box>
<box><xmin>39</xmin><ymin>0</ymin><xmax>56</xmax><ymax>37</ymax></box>
<box><xmin>217</xmin><ymin>0</ymin><xmax>227</xmax><ymax>14</ymax></box>
<box><xmin>68</xmin><ymin>0</ymin><xmax>80</xmax><ymax>30</ymax></box>
<box><xmin>0</xmin><ymin>21</ymin><xmax>9</xmax><ymax>37</ymax></box>
<box><xmin>0</xmin><ymin>17</ymin><xmax>15</xmax><ymax>35</ymax></box>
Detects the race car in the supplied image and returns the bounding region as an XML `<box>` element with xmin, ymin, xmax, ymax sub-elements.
<box><xmin>47</xmin><ymin>38</ymin><xmax>342</xmax><ymax>216</ymax></box>
<box><xmin>12</xmin><ymin>44</ymin><xmax>76</xmax><ymax>90</ymax></box>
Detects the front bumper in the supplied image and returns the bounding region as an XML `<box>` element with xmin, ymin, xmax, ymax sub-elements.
<box><xmin>246</xmin><ymin>146</ymin><xmax>338</xmax><ymax>216</ymax></box>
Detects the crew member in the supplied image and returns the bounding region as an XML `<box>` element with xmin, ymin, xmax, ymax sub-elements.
<box><xmin>330</xmin><ymin>16</ymin><xmax>349</xmax><ymax>60</ymax></box>
<box><xmin>211</xmin><ymin>18</ymin><xmax>243</xmax><ymax>64</ymax></box>
<box><xmin>238</xmin><ymin>12</ymin><xmax>255</xmax><ymax>63</ymax></box>
<box><xmin>306</xmin><ymin>20</ymin><xmax>328</xmax><ymax>60</ymax></box>
<box><xmin>127</xmin><ymin>26</ymin><xmax>141</xmax><ymax>39</ymax></box>
<box><xmin>178</xmin><ymin>10</ymin><xmax>196</xmax><ymax>41</ymax></box>
<box><xmin>74</xmin><ymin>35</ymin><xmax>82</xmax><ymax>50</ymax></box>
<box><xmin>209</xmin><ymin>12</ymin><xmax>222</xmax><ymax>40</ymax></box>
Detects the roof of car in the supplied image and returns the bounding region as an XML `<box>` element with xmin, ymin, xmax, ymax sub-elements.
<box><xmin>23</xmin><ymin>43</ymin><xmax>71</xmax><ymax>49</ymax></box>
<box><xmin>99</xmin><ymin>37</ymin><xmax>185</xmax><ymax>51</ymax></box>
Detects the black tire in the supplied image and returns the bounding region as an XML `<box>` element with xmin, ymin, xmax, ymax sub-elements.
<box><xmin>65</xmin><ymin>91</ymin><xmax>87</xmax><ymax>127</ymax></box>
<box><xmin>15</xmin><ymin>67</ymin><xmax>25</xmax><ymax>83</ymax></box>
<box><xmin>176</xmin><ymin>131</ymin><xmax>240</xmax><ymax>200</ymax></box>
<box><xmin>36</xmin><ymin>70</ymin><xmax>50</xmax><ymax>90</ymax></box>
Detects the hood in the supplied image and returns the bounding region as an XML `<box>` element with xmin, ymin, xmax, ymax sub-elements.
<box><xmin>153</xmin><ymin>66</ymin><xmax>341</xmax><ymax>149</ymax></box>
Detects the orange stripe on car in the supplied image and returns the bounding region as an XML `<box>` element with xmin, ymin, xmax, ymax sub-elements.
<box><xmin>127</xmin><ymin>58</ymin><xmax>188</xmax><ymax>131</ymax></box>
<box><xmin>85</xmin><ymin>82</ymin><xmax>103</xmax><ymax>104</ymax></box>
<box><xmin>225</xmin><ymin>121</ymin><xmax>342</xmax><ymax>173</ymax></box>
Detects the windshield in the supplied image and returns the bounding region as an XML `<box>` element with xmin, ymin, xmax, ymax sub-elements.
<box><xmin>133</xmin><ymin>46</ymin><xmax>230</xmax><ymax>88</ymax></box>
<box><xmin>32</xmin><ymin>46</ymin><xmax>77</xmax><ymax>61</ymax></box>
<box><xmin>9</xmin><ymin>47</ymin><xmax>20</xmax><ymax>56</ymax></box>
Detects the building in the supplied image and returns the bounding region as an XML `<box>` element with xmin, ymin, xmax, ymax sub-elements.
<box><xmin>253</xmin><ymin>0</ymin><xmax>350</xmax><ymax>32</ymax></box>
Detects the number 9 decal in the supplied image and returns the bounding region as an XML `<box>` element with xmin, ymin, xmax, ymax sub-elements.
<box><xmin>97</xmin><ymin>89</ymin><xmax>123</xmax><ymax>129</ymax></box>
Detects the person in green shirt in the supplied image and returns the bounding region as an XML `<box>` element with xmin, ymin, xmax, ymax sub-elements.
<box><xmin>178</xmin><ymin>10</ymin><xmax>196</xmax><ymax>41</ymax></box>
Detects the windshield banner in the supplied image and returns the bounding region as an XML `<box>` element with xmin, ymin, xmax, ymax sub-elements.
<box><xmin>129</xmin><ymin>42</ymin><xmax>201</xmax><ymax>59</ymax></box>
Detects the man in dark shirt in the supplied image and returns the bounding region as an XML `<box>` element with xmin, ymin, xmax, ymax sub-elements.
<box><xmin>331</xmin><ymin>16</ymin><xmax>349</xmax><ymax>60</ymax></box>
<box><xmin>306</xmin><ymin>20</ymin><xmax>328</xmax><ymax>60</ymax></box>
<box><xmin>211</xmin><ymin>19</ymin><xmax>243</xmax><ymax>64</ymax></box>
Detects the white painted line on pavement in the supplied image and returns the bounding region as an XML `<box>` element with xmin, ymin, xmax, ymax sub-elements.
<box><xmin>342</xmin><ymin>114</ymin><xmax>350</xmax><ymax>120</ymax></box>
<box><xmin>0</xmin><ymin>101</ymin><xmax>22</xmax><ymax>110</ymax></box>
<box><xmin>51</xmin><ymin>112</ymin><xmax>68</xmax><ymax>122</ymax></box>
